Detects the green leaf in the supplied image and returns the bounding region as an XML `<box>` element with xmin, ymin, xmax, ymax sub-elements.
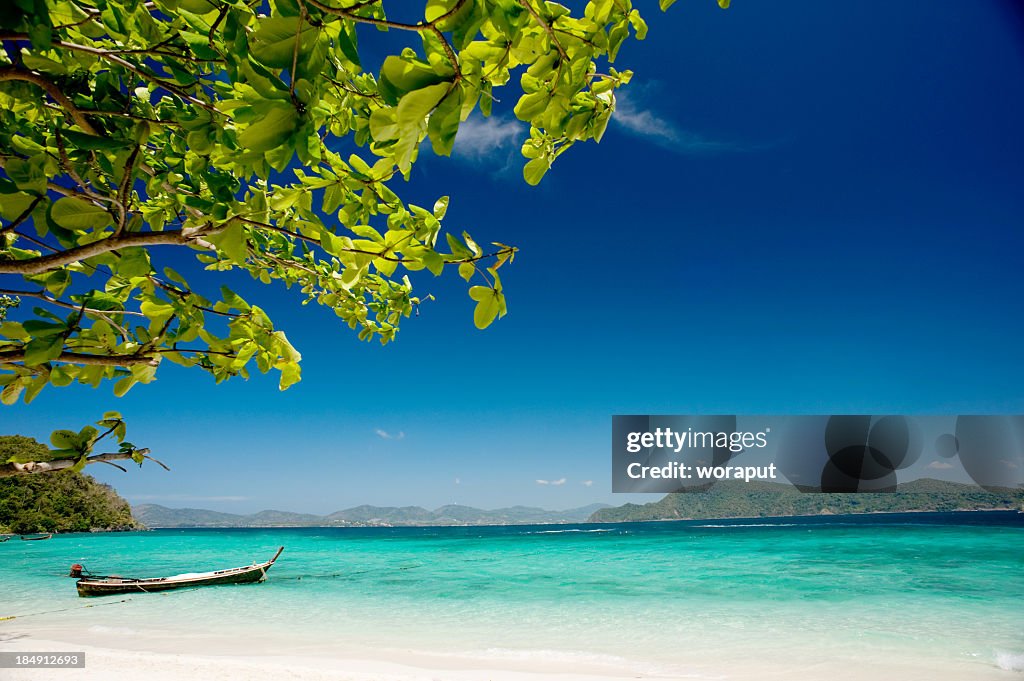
<box><xmin>320</xmin><ymin>229</ymin><xmax>346</xmax><ymax>257</ymax></box>
<box><xmin>427</xmin><ymin>86</ymin><xmax>463</xmax><ymax>156</ymax></box>
<box><xmin>278</xmin><ymin>361</ymin><xmax>301</xmax><ymax>390</ymax></box>
<box><xmin>397</xmin><ymin>83</ymin><xmax>451</xmax><ymax>129</ymax></box>
<box><xmin>379</xmin><ymin>55</ymin><xmax>448</xmax><ymax>104</ymax></box>
<box><xmin>50</xmin><ymin>429</ymin><xmax>79</xmax><ymax>449</ymax></box>
<box><xmin>207</xmin><ymin>222</ymin><xmax>249</xmax><ymax>265</ymax></box>
<box><xmin>178</xmin><ymin>0</ymin><xmax>218</xmax><ymax>12</ymax></box>
<box><xmin>20</xmin><ymin>52</ymin><xmax>67</xmax><ymax>75</ymax></box>
<box><xmin>118</xmin><ymin>248</ymin><xmax>152</xmax><ymax>277</ymax></box>
<box><xmin>1</xmin><ymin>381</ymin><xmax>24</xmax><ymax>406</ymax></box>
<box><xmin>433</xmin><ymin>196</ymin><xmax>449</xmax><ymax>219</ymax></box>
<box><xmin>369</xmin><ymin>108</ymin><xmax>399</xmax><ymax>142</ymax></box>
<box><xmin>22</xmin><ymin>334</ymin><xmax>64</xmax><ymax>365</ymax></box>
<box><xmin>140</xmin><ymin>300</ymin><xmax>175</xmax><ymax>325</ymax></box>
<box><xmin>0</xmin><ymin>321</ymin><xmax>29</xmax><ymax>340</ymax></box>
<box><xmin>250</xmin><ymin>16</ymin><xmax>317</xmax><ymax>69</ymax></box>
<box><xmin>113</xmin><ymin>375</ymin><xmax>136</xmax><ymax>397</ymax></box>
<box><xmin>23</xmin><ymin>320</ymin><xmax>65</xmax><ymax>337</ymax></box>
<box><xmin>514</xmin><ymin>91</ymin><xmax>549</xmax><ymax>121</ymax></box>
<box><xmin>238</xmin><ymin>102</ymin><xmax>298</xmax><ymax>152</ymax></box>
<box><xmin>49</xmin><ymin>197</ymin><xmax>113</xmax><ymax>231</ymax></box>
<box><xmin>523</xmin><ymin>158</ymin><xmax>549</xmax><ymax>186</ymax></box>
<box><xmin>0</xmin><ymin>192</ymin><xmax>38</xmax><ymax>221</ymax></box>
<box><xmin>425</xmin><ymin>0</ymin><xmax>457</xmax><ymax>22</ymax></box>
<box><xmin>393</xmin><ymin>82</ymin><xmax>452</xmax><ymax>171</ymax></box>
<box><xmin>468</xmin><ymin>285</ymin><xmax>501</xmax><ymax>329</ymax></box>
<box><xmin>458</xmin><ymin>262</ymin><xmax>474</xmax><ymax>281</ymax></box>
<box><xmin>628</xmin><ymin>10</ymin><xmax>648</xmax><ymax>40</ymax></box>
<box><xmin>335</xmin><ymin>22</ymin><xmax>361</xmax><ymax>68</ymax></box>
<box><xmin>24</xmin><ymin>375</ymin><xmax>47</xmax><ymax>403</ymax></box>
<box><xmin>44</xmin><ymin>270</ymin><xmax>71</xmax><ymax>296</ymax></box>
<box><xmin>62</xmin><ymin>129</ymin><xmax>132</xmax><ymax>151</ymax></box>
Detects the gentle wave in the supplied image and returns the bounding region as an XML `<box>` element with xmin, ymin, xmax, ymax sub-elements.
<box><xmin>526</xmin><ymin>528</ymin><xmax>615</xmax><ymax>534</ymax></box>
<box><xmin>996</xmin><ymin>651</ymin><xmax>1024</xmax><ymax>671</ymax></box>
<box><xmin>88</xmin><ymin>625</ymin><xmax>140</xmax><ymax>636</ymax></box>
<box><xmin>694</xmin><ymin>523</ymin><xmax>801</xmax><ymax>528</ymax></box>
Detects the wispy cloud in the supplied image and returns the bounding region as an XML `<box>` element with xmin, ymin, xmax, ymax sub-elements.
<box><xmin>453</xmin><ymin>115</ymin><xmax>523</xmax><ymax>164</ymax></box>
<box><xmin>927</xmin><ymin>461</ymin><xmax>954</xmax><ymax>470</ymax></box>
<box><xmin>613</xmin><ymin>92</ymin><xmax>746</xmax><ymax>155</ymax></box>
<box><xmin>536</xmin><ymin>478</ymin><xmax>567</xmax><ymax>486</ymax></box>
<box><xmin>130</xmin><ymin>494</ymin><xmax>249</xmax><ymax>503</ymax></box>
<box><xmin>374</xmin><ymin>429</ymin><xmax>405</xmax><ymax>440</ymax></box>
<box><xmin>454</xmin><ymin>477</ymin><xmax>461</xmax><ymax>485</ymax></box>
<box><xmin>581</xmin><ymin>480</ymin><xmax>594</xmax><ymax>487</ymax></box>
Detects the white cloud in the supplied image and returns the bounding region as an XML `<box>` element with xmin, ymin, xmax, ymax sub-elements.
<box><xmin>374</xmin><ymin>429</ymin><xmax>405</xmax><ymax>440</ymax></box>
<box><xmin>581</xmin><ymin>480</ymin><xmax>594</xmax><ymax>487</ymax></box>
<box><xmin>453</xmin><ymin>115</ymin><xmax>523</xmax><ymax>163</ymax></box>
<box><xmin>613</xmin><ymin>92</ymin><xmax>743</xmax><ymax>155</ymax></box>
<box><xmin>536</xmin><ymin>478</ymin><xmax>567</xmax><ymax>486</ymax></box>
<box><xmin>454</xmin><ymin>477</ymin><xmax>461</xmax><ymax>485</ymax></box>
<box><xmin>927</xmin><ymin>461</ymin><xmax>954</xmax><ymax>470</ymax></box>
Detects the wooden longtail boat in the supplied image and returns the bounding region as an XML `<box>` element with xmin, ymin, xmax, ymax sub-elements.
<box><xmin>20</xmin><ymin>533</ymin><xmax>53</xmax><ymax>541</ymax></box>
<box><xmin>73</xmin><ymin>547</ymin><xmax>284</xmax><ymax>597</ymax></box>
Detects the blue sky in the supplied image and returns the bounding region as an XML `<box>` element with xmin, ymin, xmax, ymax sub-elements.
<box><xmin>3</xmin><ymin>1</ymin><xmax>1023</xmax><ymax>513</ymax></box>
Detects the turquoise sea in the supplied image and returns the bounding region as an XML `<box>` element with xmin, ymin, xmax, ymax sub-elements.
<box><xmin>1</xmin><ymin>512</ymin><xmax>1023</xmax><ymax>677</ymax></box>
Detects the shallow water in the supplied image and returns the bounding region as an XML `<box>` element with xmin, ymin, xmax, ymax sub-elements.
<box><xmin>1</xmin><ymin>512</ymin><xmax>1022</xmax><ymax>675</ymax></box>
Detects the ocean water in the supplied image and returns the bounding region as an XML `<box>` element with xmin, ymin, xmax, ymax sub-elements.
<box><xmin>1</xmin><ymin>512</ymin><xmax>1022</xmax><ymax>677</ymax></box>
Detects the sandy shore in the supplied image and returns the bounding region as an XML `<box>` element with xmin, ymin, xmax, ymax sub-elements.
<box><xmin>1</xmin><ymin>633</ymin><xmax>1020</xmax><ymax>681</ymax></box>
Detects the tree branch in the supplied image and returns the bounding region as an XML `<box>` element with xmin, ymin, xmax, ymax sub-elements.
<box><xmin>0</xmin><ymin>67</ymin><xmax>99</xmax><ymax>134</ymax></box>
<box><xmin>0</xmin><ymin>229</ymin><xmax>200</xmax><ymax>275</ymax></box>
<box><xmin>0</xmin><ymin>288</ymin><xmax>146</xmax><ymax>316</ymax></box>
<box><xmin>517</xmin><ymin>0</ymin><xmax>568</xmax><ymax>62</ymax></box>
<box><xmin>0</xmin><ymin>448</ymin><xmax>170</xmax><ymax>478</ymax></box>
<box><xmin>237</xmin><ymin>216</ymin><xmax>516</xmax><ymax>265</ymax></box>
<box><xmin>0</xmin><ymin>35</ymin><xmax>219</xmax><ymax>112</ymax></box>
<box><xmin>0</xmin><ymin>350</ymin><xmax>158</xmax><ymax>366</ymax></box>
<box><xmin>305</xmin><ymin>0</ymin><xmax>467</xmax><ymax>32</ymax></box>
<box><xmin>0</xmin><ymin>196</ymin><xmax>42</xmax><ymax>235</ymax></box>
<box><xmin>302</xmin><ymin>0</ymin><xmax>464</xmax><ymax>79</ymax></box>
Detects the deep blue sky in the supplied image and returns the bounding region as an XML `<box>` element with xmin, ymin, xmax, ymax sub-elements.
<box><xmin>3</xmin><ymin>1</ymin><xmax>1023</xmax><ymax>513</ymax></box>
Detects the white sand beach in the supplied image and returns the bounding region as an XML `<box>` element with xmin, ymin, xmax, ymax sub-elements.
<box><xmin>1</xmin><ymin>633</ymin><xmax>1020</xmax><ymax>681</ymax></box>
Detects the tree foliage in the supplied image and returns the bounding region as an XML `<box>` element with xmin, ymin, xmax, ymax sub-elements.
<box><xmin>0</xmin><ymin>0</ymin><xmax>727</xmax><ymax>407</ymax></box>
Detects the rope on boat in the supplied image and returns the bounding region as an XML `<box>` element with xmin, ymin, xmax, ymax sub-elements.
<box><xmin>0</xmin><ymin>583</ymin><xmax>213</xmax><ymax>622</ymax></box>
<box><xmin>0</xmin><ymin>598</ymin><xmax>134</xmax><ymax>621</ymax></box>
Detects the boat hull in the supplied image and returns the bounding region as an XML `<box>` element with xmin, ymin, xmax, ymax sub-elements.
<box><xmin>75</xmin><ymin>548</ymin><xmax>283</xmax><ymax>597</ymax></box>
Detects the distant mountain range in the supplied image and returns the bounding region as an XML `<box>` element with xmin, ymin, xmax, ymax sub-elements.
<box><xmin>588</xmin><ymin>478</ymin><xmax>1024</xmax><ymax>523</ymax></box>
<box><xmin>133</xmin><ymin>502</ymin><xmax>611</xmax><ymax>528</ymax></box>
<box><xmin>133</xmin><ymin>479</ymin><xmax>1024</xmax><ymax>529</ymax></box>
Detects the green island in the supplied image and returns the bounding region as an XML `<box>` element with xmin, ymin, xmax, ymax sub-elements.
<box><xmin>589</xmin><ymin>479</ymin><xmax>1024</xmax><ymax>523</ymax></box>
<box><xmin>0</xmin><ymin>435</ymin><xmax>141</xmax><ymax>534</ymax></box>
